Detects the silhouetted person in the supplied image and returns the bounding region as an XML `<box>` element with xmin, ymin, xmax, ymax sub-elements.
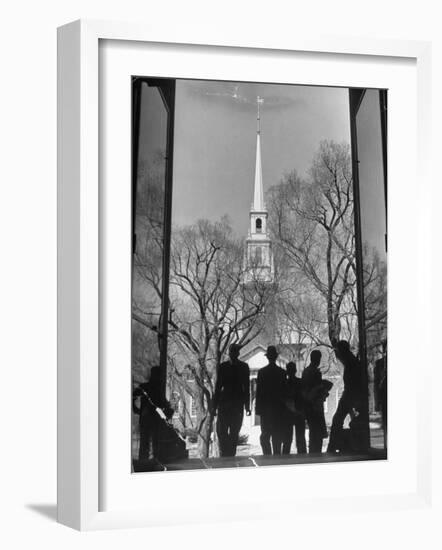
<box><xmin>374</xmin><ymin>340</ymin><xmax>387</xmax><ymax>443</ymax></box>
<box><xmin>282</xmin><ymin>362</ymin><xmax>307</xmax><ymax>454</ymax></box>
<box><xmin>133</xmin><ymin>366</ymin><xmax>174</xmax><ymax>462</ymax></box>
<box><xmin>327</xmin><ymin>340</ymin><xmax>365</xmax><ymax>453</ymax></box>
<box><xmin>256</xmin><ymin>346</ymin><xmax>287</xmax><ymax>455</ymax></box>
<box><xmin>302</xmin><ymin>350</ymin><xmax>328</xmax><ymax>453</ymax></box>
<box><xmin>213</xmin><ymin>344</ymin><xmax>251</xmax><ymax>457</ymax></box>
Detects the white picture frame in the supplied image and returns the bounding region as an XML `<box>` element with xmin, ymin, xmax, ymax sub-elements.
<box><xmin>57</xmin><ymin>19</ymin><xmax>432</xmax><ymax>531</ymax></box>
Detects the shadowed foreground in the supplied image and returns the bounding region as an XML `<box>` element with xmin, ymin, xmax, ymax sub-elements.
<box><xmin>133</xmin><ymin>448</ymin><xmax>386</xmax><ymax>472</ymax></box>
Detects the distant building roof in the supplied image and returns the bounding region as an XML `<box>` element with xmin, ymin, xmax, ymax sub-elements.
<box><xmin>240</xmin><ymin>344</ymin><xmax>267</xmax><ymax>362</ymax></box>
<box><xmin>241</xmin><ymin>342</ymin><xmax>308</xmax><ymax>363</ymax></box>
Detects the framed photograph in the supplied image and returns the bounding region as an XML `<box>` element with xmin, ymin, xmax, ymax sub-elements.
<box><xmin>57</xmin><ymin>19</ymin><xmax>432</xmax><ymax>530</ymax></box>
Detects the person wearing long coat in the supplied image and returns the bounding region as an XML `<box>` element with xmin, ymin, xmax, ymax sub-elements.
<box><xmin>213</xmin><ymin>344</ymin><xmax>251</xmax><ymax>457</ymax></box>
<box><xmin>256</xmin><ymin>346</ymin><xmax>287</xmax><ymax>455</ymax></box>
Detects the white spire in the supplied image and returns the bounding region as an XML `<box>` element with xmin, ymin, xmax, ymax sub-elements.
<box><xmin>253</xmin><ymin>96</ymin><xmax>265</xmax><ymax>211</ymax></box>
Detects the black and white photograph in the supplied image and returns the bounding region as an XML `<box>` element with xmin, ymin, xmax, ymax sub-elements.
<box><xmin>131</xmin><ymin>77</ymin><xmax>387</xmax><ymax>472</ymax></box>
<box><xmin>3</xmin><ymin>0</ymin><xmax>441</xmax><ymax>543</ymax></box>
<box><xmin>4</xmin><ymin>0</ymin><xmax>440</xmax><ymax>542</ymax></box>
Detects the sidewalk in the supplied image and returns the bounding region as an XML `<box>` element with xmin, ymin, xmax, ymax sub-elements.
<box><xmin>237</xmin><ymin>421</ymin><xmax>385</xmax><ymax>456</ymax></box>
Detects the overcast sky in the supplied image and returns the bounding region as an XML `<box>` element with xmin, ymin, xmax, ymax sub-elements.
<box><xmin>171</xmin><ymin>79</ymin><xmax>351</xmax><ymax>237</ymax></box>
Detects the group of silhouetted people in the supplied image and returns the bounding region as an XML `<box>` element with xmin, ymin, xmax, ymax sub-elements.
<box><xmin>212</xmin><ymin>341</ymin><xmax>366</xmax><ymax>456</ymax></box>
<box><xmin>134</xmin><ymin>339</ymin><xmax>369</xmax><ymax>464</ymax></box>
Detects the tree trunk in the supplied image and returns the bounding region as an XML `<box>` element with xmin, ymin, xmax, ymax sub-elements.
<box><xmin>197</xmin><ymin>411</ymin><xmax>215</xmax><ymax>458</ymax></box>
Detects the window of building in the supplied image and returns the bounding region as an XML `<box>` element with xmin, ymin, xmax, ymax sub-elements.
<box><xmin>131</xmin><ymin>77</ymin><xmax>175</xmax><ymax>399</ymax></box>
<box><xmin>255</xmin><ymin>246</ymin><xmax>262</xmax><ymax>265</ymax></box>
<box><xmin>189</xmin><ymin>396</ymin><xmax>197</xmax><ymax>418</ymax></box>
<box><xmin>350</xmin><ymin>88</ymin><xmax>387</xmax><ymax>366</ymax></box>
<box><xmin>256</xmin><ymin>218</ymin><xmax>262</xmax><ymax>233</ymax></box>
<box><xmin>350</xmin><ymin>87</ymin><xmax>388</xmax><ymax>449</ymax></box>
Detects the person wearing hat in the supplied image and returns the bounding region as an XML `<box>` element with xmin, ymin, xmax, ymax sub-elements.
<box><xmin>255</xmin><ymin>345</ymin><xmax>287</xmax><ymax>455</ymax></box>
<box><xmin>213</xmin><ymin>343</ymin><xmax>251</xmax><ymax>457</ymax></box>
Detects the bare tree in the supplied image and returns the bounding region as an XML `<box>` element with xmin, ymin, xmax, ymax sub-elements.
<box><xmin>268</xmin><ymin>140</ymin><xmax>357</xmax><ymax>350</ymax></box>
<box><xmin>134</xmin><ymin>216</ymin><xmax>276</xmax><ymax>457</ymax></box>
<box><xmin>132</xmin><ymin>155</ymin><xmax>167</xmax><ymax>383</ymax></box>
<box><xmin>362</xmin><ymin>244</ymin><xmax>387</xmax><ymax>363</ymax></box>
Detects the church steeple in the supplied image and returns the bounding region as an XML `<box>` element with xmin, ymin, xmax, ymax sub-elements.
<box><xmin>244</xmin><ymin>97</ymin><xmax>274</xmax><ymax>284</ymax></box>
<box><xmin>252</xmin><ymin>97</ymin><xmax>264</xmax><ymax>212</ymax></box>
